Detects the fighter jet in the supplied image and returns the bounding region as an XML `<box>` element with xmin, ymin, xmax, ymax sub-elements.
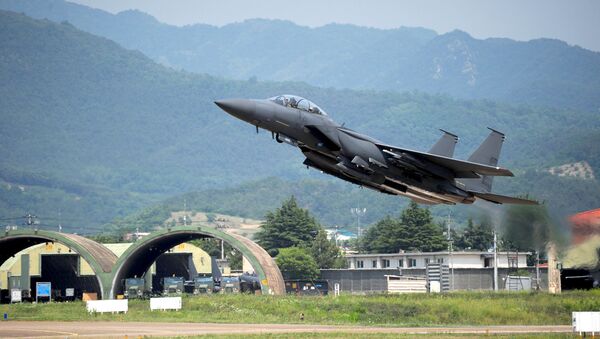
<box><xmin>215</xmin><ymin>95</ymin><xmax>537</xmax><ymax>205</ymax></box>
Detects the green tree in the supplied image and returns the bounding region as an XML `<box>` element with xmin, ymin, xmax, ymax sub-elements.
<box><xmin>309</xmin><ymin>229</ymin><xmax>344</xmax><ymax>269</ymax></box>
<box><xmin>192</xmin><ymin>238</ymin><xmax>221</xmax><ymax>257</ymax></box>
<box><xmin>362</xmin><ymin>216</ymin><xmax>405</xmax><ymax>253</ymax></box>
<box><xmin>400</xmin><ymin>202</ymin><xmax>446</xmax><ymax>252</ymax></box>
<box><xmin>191</xmin><ymin>238</ymin><xmax>243</xmax><ymax>270</ymax></box>
<box><xmin>226</xmin><ymin>245</ymin><xmax>243</xmax><ymax>271</ymax></box>
<box><xmin>455</xmin><ymin>218</ymin><xmax>493</xmax><ymax>251</ymax></box>
<box><xmin>255</xmin><ymin>196</ymin><xmax>320</xmax><ymax>256</ymax></box>
<box><xmin>361</xmin><ymin>202</ymin><xmax>446</xmax><ymax>253</ymax></box>
<box><xmin>276</xmin><ymin>247</ymin><xmax>319</xmax><ymax>280</ymax></box>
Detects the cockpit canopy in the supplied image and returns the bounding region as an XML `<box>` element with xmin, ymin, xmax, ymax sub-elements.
<box><xmin>268</xmin><ymin>95</ymin><xmax>328</xmax><ymax>116</ymax></box>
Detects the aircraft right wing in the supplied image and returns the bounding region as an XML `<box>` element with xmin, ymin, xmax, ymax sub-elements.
<box><xmin>377</xmin><ymin>143</ymin><xmax>514</xmax><ymax>178</ymax></box>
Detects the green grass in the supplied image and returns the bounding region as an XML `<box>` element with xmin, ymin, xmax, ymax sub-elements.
<box><xmin>1</xmin><ymin>291</ymin><xmax>598</xmax><ymax>326</ymax></box>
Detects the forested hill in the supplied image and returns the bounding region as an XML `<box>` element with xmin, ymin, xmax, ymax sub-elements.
<box><xmin>1</xmin><ymin>10</ymin><xmax>599</xmax><ymax>232</ymax></box>
<box><xmin>105</xmin><ymin>174</ymin><xmax>600</xmax><ymax>236</ymax></box>
<box><xmin>2</xmin><ymin>0</ymin><xmax>600</xmax><ymax>111</ymax></box>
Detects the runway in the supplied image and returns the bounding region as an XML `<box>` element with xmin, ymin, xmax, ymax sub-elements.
<box><xmin>0</xmin><ymin>321</ymin><xmax>573</xmax><ymax>338</ymax></box>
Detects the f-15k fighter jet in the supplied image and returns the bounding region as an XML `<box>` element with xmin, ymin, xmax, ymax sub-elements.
<box><xmin>215</xmin><ymin>95</ymin><xmax>537</xmax><ymax>205</ymax></box>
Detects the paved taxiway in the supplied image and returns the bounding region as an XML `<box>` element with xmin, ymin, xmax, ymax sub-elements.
<box><xmin>0</xmin><ymin>321</ymin><xmax>573</xmax><ymax>338</ymax></box>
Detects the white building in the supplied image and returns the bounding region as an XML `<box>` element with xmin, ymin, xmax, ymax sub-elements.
<box><xmin>346</xmin><ymin>251</ymin><xmax>530</xmax><ymax>269</ymax></box>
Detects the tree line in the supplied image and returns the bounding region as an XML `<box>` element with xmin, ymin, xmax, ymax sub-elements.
<box><xmin>256</xmin><ymin>197</ymin><xmax>557</xmax><ymax>279</ymax></box>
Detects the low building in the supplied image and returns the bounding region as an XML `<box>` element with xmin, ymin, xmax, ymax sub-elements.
<box><xmin>346</xmin><ymin>251</ymin><xmax>529</xmax><ymax>270</ymax></box>
<box><xmin>570</xmin><ymin>208</ymin><xmax>600</xmax><ymax>245</ymax></box>
<box><xmin>121</xmin><ymin>232</ymin><xmax>151</xmax><ymax>242</ymax></box>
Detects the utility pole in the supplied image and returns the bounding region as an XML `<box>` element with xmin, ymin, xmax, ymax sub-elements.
<box><xmin>334</xmin><ymin>225</ymin><xmax>339</xmax><ymax>247</ymax></box>
<box><xmin>57</xmin><ymin>209</ymin><xmax>63</xmax><ymax>233</ymax></box>
<box><xmin>446</xmin><ymin>214</ymin><xmax>454</xmax><ymax>290</ymax></box>
<box><xmin>350</xmin><ymin>207</ymin><xmax>366</xmax><ymax>252</ymax></box>
<box><xmin>535</xmin><ymin>251</ymin><xmax>541</xmax><ymax>290</ymax></box>
<box><xmin>183</xmin><ymin>198</ymin><xmax>188</xmax><ymax>226</ymax></box>
<box><xmin>493</xmin><ymin>229</ymin><xmax>498</xmax><ymax>291</ymax></box>
<box><xmin>221</xmin><ymin>240</ymin><xmax>225</xmax><ymax>260</ymax></box>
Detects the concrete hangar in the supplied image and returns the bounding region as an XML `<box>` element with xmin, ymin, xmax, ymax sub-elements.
<box><xmin>1</xmin><ymin>241</ymin><xmax>221</xmax><ymax>300</ymax></box>
<box><xmin>0</xmin><ymin>226</ymin><xmax>285</xmax><ymax>301</ymax></box>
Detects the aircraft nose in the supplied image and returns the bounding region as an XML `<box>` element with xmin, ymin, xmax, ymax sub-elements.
<box><xmin>214</xmin><ymin>99</ymin><xmax>257</xmax><ymax>122</ymax></box>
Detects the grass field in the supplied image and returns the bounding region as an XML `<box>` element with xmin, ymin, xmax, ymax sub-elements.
<box><xmin>0</xmin><ymin>291</ymin><xmax>598</xmax><ymax>326</ymax></box>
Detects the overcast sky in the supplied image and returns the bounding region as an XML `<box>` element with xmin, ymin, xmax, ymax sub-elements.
<box><xmin>70</xmin><ymin>0</ymin><xmax>600</xmax><ymax>52</ymax></box>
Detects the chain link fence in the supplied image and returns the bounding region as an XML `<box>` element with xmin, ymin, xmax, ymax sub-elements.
<box><xmin>320</xmin><ymin>267</ymin><xmax>547</xmax><ymax>293</ymax></box>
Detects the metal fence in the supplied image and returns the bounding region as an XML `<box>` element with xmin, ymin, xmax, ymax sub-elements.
<box><xmin>320</xmin><ymin>267</ymin><xmax>547</xmax><ymax>293</ymax></box>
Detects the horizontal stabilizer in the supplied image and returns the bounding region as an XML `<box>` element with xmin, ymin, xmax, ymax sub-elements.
<box><xmin>379</xmin><ymin>143</ymin><xmax>514</xmax><ymax>178</ymax></box>
<box><xmin>472</xmin><ymin>192</ymin><xmax>539</xmax><ymax>205</ymax></box>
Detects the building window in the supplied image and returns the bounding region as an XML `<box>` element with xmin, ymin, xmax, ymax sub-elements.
<box><xmin>372</xmin><ymin>260</ymin><xmax>378</xmax><ymax>268</ymax></box>
<box><xmin>484</xmin><ymin>258</ymin><xmax>492</xmax><ymax>268</ymax></box>
<box><xmin>408</xmin><ymin>258</ymin><xmax>416</xmax><ymax>267</ymax></box>
<box><xmin>382</xmin><ymin>259</ymin><xmax>390</xmax><ymax>268</ymax></box>
<box><xmin>437</xmin><ymin>258</ymin><xmax>444</xmax><ymax>264</ymax></box>
<box><xmin>424</xmin><ymin>258</ymin><xmax>430</xmax><ymax>265</ymax></box>
<box><xmin>508</xmin><ymin>256</ymin><xmax>518</xmax><ymax>268</ymax></box>
<box><xmin>357</xmin><ymin>260</ymin><xmax>364</xmax><ymax>268</ymax></box>
<box><xmin>398</xmin><ymin>259</ymin><xmax>404</xmax><ymax>268</ymax></box>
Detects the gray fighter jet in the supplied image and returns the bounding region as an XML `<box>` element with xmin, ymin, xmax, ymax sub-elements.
<box><xmin>215</xmin><ymin>95</ymin><xmax>537</xmax><ymax>205</ymax></box>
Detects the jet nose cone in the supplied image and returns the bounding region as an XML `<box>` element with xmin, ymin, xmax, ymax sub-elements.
<box><xmin>214</xmin><ymin>99</ymin><xmax>256</xmax><ymax>122</ymax></box>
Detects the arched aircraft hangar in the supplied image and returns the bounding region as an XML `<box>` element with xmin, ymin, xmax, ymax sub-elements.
<box><xmin>0</xmin><ymin>230</ymin><xmax>116</xmax><ymax>299</ymax></box>
<box><xmin>109</xmin><ymin>226</ymin><xmax>285</xmax><ymax>298</ymax></box>
<box><xmin>0</xmin><ymin>226</ymin><xmax>285</xmax><ymax>299</ymax></box>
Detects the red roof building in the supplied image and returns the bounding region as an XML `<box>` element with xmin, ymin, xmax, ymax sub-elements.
<box><xmin>569</xmin><ymin>208</ymin><xmax>600</xmax><ymax>245</ymax></box>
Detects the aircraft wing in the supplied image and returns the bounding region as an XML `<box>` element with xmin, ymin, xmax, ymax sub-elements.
<box><xmin>305</xmin><ymin>125</ymin><xmax>341</xmax><ymax>151</ymax></box>
<box><xmin>377</xmin><ymin>143</ymin><xmax>514</xmax><ymax>178</ymax></box>
<box><xmin>471</xmin><ymin>192</ymin><xmax>539</xmax><ymax>205</ymax></box>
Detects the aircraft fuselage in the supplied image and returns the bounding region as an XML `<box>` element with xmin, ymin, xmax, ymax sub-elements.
<box><xmin>215</xmin><ymin>95</ymin><xmax>537</xmax><ymax>206</ymax></box>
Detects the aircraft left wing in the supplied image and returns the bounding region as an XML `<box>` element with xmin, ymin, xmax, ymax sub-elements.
<box><xmin>471</xmin><ymin>191</ymin><xmax>539</xmax><ymax>205</ymax></box>
<box><xmin>305</xmin><ymin>125</ymin><xmax>341</xmax><ymax>151</ymax></box>
<box><xmin>377</xmin><ymin>143</ymin><xmax>514</xmax><ymax>178</ymax></box>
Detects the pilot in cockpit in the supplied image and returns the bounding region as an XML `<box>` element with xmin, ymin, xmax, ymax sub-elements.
<box><xmin>289</xmin><ymin>97</ymin><xmax>298</xmax><ymax>108</ymax></box>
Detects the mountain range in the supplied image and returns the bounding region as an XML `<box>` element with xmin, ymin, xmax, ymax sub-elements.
<box><xmin>0</xmin><ymin>9</ymin><xmax>599</xmax><ymax>234</ymax></box>
<box><xmin>1</xmin><ymin>0</ymin><xmax>599</xmax><ymax>111</ymax></box>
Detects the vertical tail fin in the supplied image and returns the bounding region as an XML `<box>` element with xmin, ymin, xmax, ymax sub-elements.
<box><xmin>429</xmin><ymin>129</ymin><xmax>459</xmax><ymax>157</ymax></box>
<box><xmin>211</xmin><ymin>256</ymin><xmax>222</xmax><ymax>282</ymax></box>
<box><xmin>461</xmin><ymin>128</ymin><xmax>506</xmax><ymax>192</ymax></box>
